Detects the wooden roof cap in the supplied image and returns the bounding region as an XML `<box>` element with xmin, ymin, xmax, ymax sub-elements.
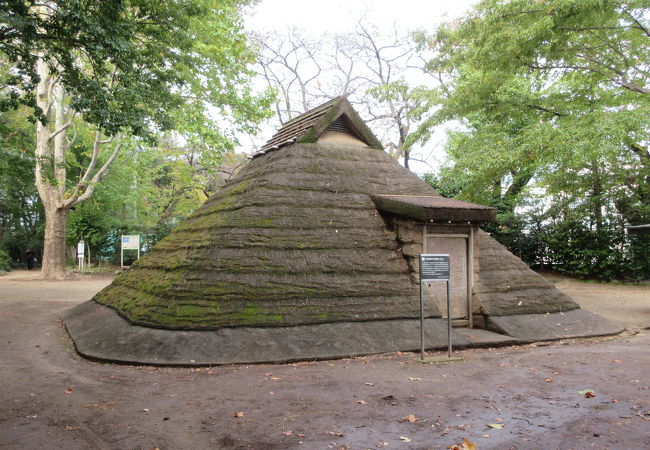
<box><xmin>254</xmin><ymin>97</ymin><xmax>383</xmax><ymax>157</ymax></box>
<box><xmin>627</xmin><ymin>224</ymin><xmax>650</xmax><ymax>235</ymax></box>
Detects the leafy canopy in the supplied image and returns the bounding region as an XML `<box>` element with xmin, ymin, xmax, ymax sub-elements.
<box><xmin>411</xmin><ymin>0</ymin><xmax>649</xmax><ymax>207</ymax></box>
<box><xmin>1</xmin><ymin>0</ymin><xmax>271</xmax><ymax>143</ymax></box>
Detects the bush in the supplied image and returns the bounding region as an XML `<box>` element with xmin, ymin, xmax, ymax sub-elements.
<box><xmin>0</xmin><ymin>249</ymin><xmax>12</xmax><ymax>272</ymax></box>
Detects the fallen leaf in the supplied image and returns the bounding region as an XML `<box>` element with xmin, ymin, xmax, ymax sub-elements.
<box><xmin>143</xmin><ymin>408</ymin><xmax>150</xmax><ymax>413</ymax></box>
<box><xmin>365</xmin><ymin>382</ymin><xmax>374</xmax><ymax>386</ymax></box>
<box><xmin>498</xmin><ymin>363</ymin><xmax>508</xmax><ymax>367</ymax></box>
<box><xmin>544</xmin><ymin>377</ymin><xmax>553</xmax><ymax>383</ymax></box>
<box><xmin>64</xmin><ymin>389</ymin><xmax>73</xmax><ymax>394</ymax></box>
<box><xmin>282</xmin><ymin>430</ymin><xmax>293</xmax><ymax>436</ymax></box>
<box><xmin>578</xmin><ymin>389</ymin><xmax>596</xmax><ymax>398</ymax></box>
<box><xmin>407</xmin><ymin>377</ymin><xmax>421</xmax><ymax>381</ymax></box>
<box><xmin>327</xmin><ymin>430</ymin><xmax>344</xmax><ymax>437</ymax></box>
<box><xmin>403</xmin><ymin>414</ymin><xmax>417</xmax><ymax>423</ymax></box>
<box><xmin>233</xmin><ymin>412</ymin><xmax>244</xmax><ymax>418</ymax></box>
<box><xmin>486</xmin><ymin>423</ymin><xmax>504</xmax><ymax>430</ymax></box>
<box><xmin>461</xmin><ymin>438</ymin><xmax>477</xmax><ymax>450</ymax></box>
<box><xmin>376</xmin><ymin>441</ymin><xmax>389</xmax><ymax>448</ymax></box>
<box><xmin>264</xmin><ymin>373</ymin><xmax>273</xmax><ymax>376</ymax></box>
<box><xmin>482</xmin><ymin>434</ymin><xmax>491</xmax><ymax>438</ymax></box>
<box><xmin>396</xmin><ymin>351</ymin><xmax>403</xmax><ymax>356</ymax></box>
<box><xmin>448</xmin><ymin>438</ymin><xmax>477</xmax><ymax>450</ymax></box>
<box><xmin>553</xmin><ymin>371</ymin><xmax>560</xmax><ymax>375</ymax></box>
<box><xmin>356</xmin><ymin>400</ymin><xmax>367</xmax><ymax>405</ymax></box>
<box><xmin>297</xmin><ymin>433</ymin><xmax>305</xmax><ymax>438</ymax></box>
<box><xmin>613</xmin><ymin>359</ymin><xmax>621</xmax><ymax>363</ymax></box>
<box><xmin>399</xmin><ymin>436</ymin><xmax>412</xmax><ymax>442</ymax></box>
<box><xmin>271</xmin><ymin>377</ymin><xmax>281</xmax><ymax>381</ymax></box>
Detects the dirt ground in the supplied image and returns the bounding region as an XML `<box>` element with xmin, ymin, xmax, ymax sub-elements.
<box><xmin>1</xmin><ymin>270</ymin><xmax>649</xmax><ymax>449</ymax></box>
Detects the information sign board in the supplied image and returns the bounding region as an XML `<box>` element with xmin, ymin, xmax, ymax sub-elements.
<box><xmin>77</xmin><ymin>241</ymin><xmax>85</xmax><ymax>258</ymax></box>
<box><xmin>122</xmin><ymin>235</ymin><xmax>140</xmax><ymax>250</ymax></box>
<box><xmin>419</xmin><ymin>254</ymin><xmax>450</xmax><ymax>281</ymax></box>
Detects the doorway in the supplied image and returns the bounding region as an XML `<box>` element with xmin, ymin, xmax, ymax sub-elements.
<box><xmin>423</xmin><ymin>229</ymin><xmax>474</xmax><ymax>327</ymax></box>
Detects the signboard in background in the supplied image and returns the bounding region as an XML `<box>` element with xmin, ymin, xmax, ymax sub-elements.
<box><xmin>122</xmin><ymin>235</ymin><xmax>140</xmax><ymax>249</ymax></box>
<box><xmin>121</xmin><ymin>235</ymin><xmax>141</xmax><ymax>268</ymax></box>
<box><xmin>77</xmin><ymin>240</ymin><xmax>85</xmax><ymax>270</ymax></box>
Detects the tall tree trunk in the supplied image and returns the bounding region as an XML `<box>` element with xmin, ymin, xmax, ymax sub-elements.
<box><xmin>41</xmin><ymin>207</ymin><xmax>67</xmax><ymax>278</ymax></box>
<box><xmin>34</xmin><ymin>54</ymin><xmax>70</xmax><ymax>279</ymax></box>
<box><xmin>31</xmin><ymin>2</ymin><xmax>123</xmax><ymax>278</ymax></box>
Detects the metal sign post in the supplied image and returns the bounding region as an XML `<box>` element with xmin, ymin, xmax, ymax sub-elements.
<box><xmin>419</xmin><ymin>254</ymin><xmax>452</xmax><ymax>360</ymax></box>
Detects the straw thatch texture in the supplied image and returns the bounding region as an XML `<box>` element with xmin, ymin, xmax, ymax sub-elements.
<box><xmin>94</xmin><ymin>143</ymin><xmax>442</xmax><ymax>330</ymax></box>
<box><xmin>473</xmin><ymin>230</ymin><xmax>579</xmax><ymax>315</ymax></box>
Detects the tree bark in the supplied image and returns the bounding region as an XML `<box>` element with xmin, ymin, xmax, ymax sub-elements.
<box><xmin>34</xmin><ymin>51</ymin><xmax>71</xmax><ymax>278</ymax></box>
<box><xmin>41</xmin><ymin>207</ymin><xmax>67</xmax><ymax>278</ymax></box>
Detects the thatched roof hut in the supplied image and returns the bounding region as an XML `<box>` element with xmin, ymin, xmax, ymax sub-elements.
<box><xmin>63</xmin><ymin>97</ymin><xmax>622</xmax><ymax>365</ymax></box>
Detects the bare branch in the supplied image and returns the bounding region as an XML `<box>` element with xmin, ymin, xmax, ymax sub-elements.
<box><xmin>48</xmin><ymin>112</ymin><xmax>76</xmax><ymax>142</ymax></box>
<box><xmin>63</xmin><ymin>139</ymin><xmax>124</xmax><ymax>209</ymax></box>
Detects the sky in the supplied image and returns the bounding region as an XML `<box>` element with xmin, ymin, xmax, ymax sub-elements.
<box><xmin>245</xmin><ymin>0</ymin><xmax>476</xmax><ymax>36</ymax></box>
<box><xmin>242</xmin><ymin>0</ymin><xmax>479</xmax><ymax>174</ymax></box>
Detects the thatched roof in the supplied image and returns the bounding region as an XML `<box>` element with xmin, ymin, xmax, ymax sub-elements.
<box><xmin>93</xmin><ymin>98</ymin><xmax>578</xmax><ymax>332</ymax></box>
<box><xmin>474</xmin><ymin>230</ymin><xmax>579</xmax><ymax>315</ymax></box>
<box><xmin>94</xmin><ymin>122</ymin><xmax>444</xmax><ymax>329</ymax></box>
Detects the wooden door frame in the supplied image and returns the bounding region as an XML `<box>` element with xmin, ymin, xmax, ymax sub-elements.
<box><xmin>422</xmin><ymin>225</ymin><xmax>475</xmax><ymax>328</ymax></box>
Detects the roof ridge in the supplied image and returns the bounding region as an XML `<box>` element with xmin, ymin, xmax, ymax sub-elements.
<box><xmin>255</xmin><ymin>96</ymin><xmax>382</xmax><ymax>157</ymax></box>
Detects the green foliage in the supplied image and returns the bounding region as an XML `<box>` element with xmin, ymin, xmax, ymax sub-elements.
<box><xmin>0</xmin><ymin>249</ymin><xmax>12</xmax><ymax>272</ymax></box>
<box><xmin>413</xmin><ymin>0</ymin><xmax>649</xmax><ymax>280</ymax></box>
<box><xmin>0</xmin><ymin>106</ymin><xmax>43</xmax><ymax>261</ymax></box>
<box><xmin>66</xmin><ymin>205</ymin><xmax>111</xmax><ymax>256</ymax></box>
<box><xmin>422</xmin><ymin>169</ymin><xmax>469</xmax><ymax>198</ymax></box>
<box><xmin>2</xmin><ymin>1</ymin><xmax>273</xmax><ymax>273</ymax></box>
<box><xmin>1</xmin><ymin>0</ymin><xmax>273</xmax><ymax>142</ymax></box>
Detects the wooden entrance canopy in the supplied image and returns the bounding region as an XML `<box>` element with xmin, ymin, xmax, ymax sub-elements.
<box><xmin>372</xmin><ymin>195</ymin><xmax>496</xmax><ymax>223</ymax></box>
<box><xmin>627</xmin><ymin>224</ymin><xmax>650</xmax><ymax>235</ymax></box>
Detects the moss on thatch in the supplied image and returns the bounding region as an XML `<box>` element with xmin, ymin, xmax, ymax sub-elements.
<box><xmin>94</xmin><ymin>142</ymin><xmax>442</xmax><ymax>329</ymax></box>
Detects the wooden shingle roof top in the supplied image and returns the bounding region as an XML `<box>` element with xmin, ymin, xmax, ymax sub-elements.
<box><xmin>372</xmin><ymin>194</ymin><xmax>497</xmax><ymax>223</ymax></box>
<box><xmin>627</xmin><ymin>224</ymin><xmax>650</xmax><ymax>234</ymax></box>
<box><xmin>255</xmin><ymin>96</ymin><xmax>383</xmax><ymax>157</ymax></box>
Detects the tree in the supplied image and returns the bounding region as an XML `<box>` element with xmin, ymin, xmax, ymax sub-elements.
<box><xmin>253</xmin><ymin>23</ymin><xmax>430</xmax><ymax>168</ymax></box>
<box><xmin>412</xmin><ymin>0</ymin><xmax>649</xmax><ymax>279</ymax></box>
<box><xmin>411</xmin><ymin>0</ymin><xmax>648</xmax><ymax>214</ymax></box>
<box><xmin>2</xmin><ymin>1</ymin><xmax>271</xmax><ymax>278</ymax></box>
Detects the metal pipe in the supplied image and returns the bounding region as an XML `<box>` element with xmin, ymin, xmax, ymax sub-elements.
<box><xmin>447</xmin><ymin>279</ymin><xmax>452</xmax><ymax>358</ymax></box>
<box><xmin>420</xmin><ymin>279</ymin><xmax>424</xmax><ymax>360</ymax></box>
